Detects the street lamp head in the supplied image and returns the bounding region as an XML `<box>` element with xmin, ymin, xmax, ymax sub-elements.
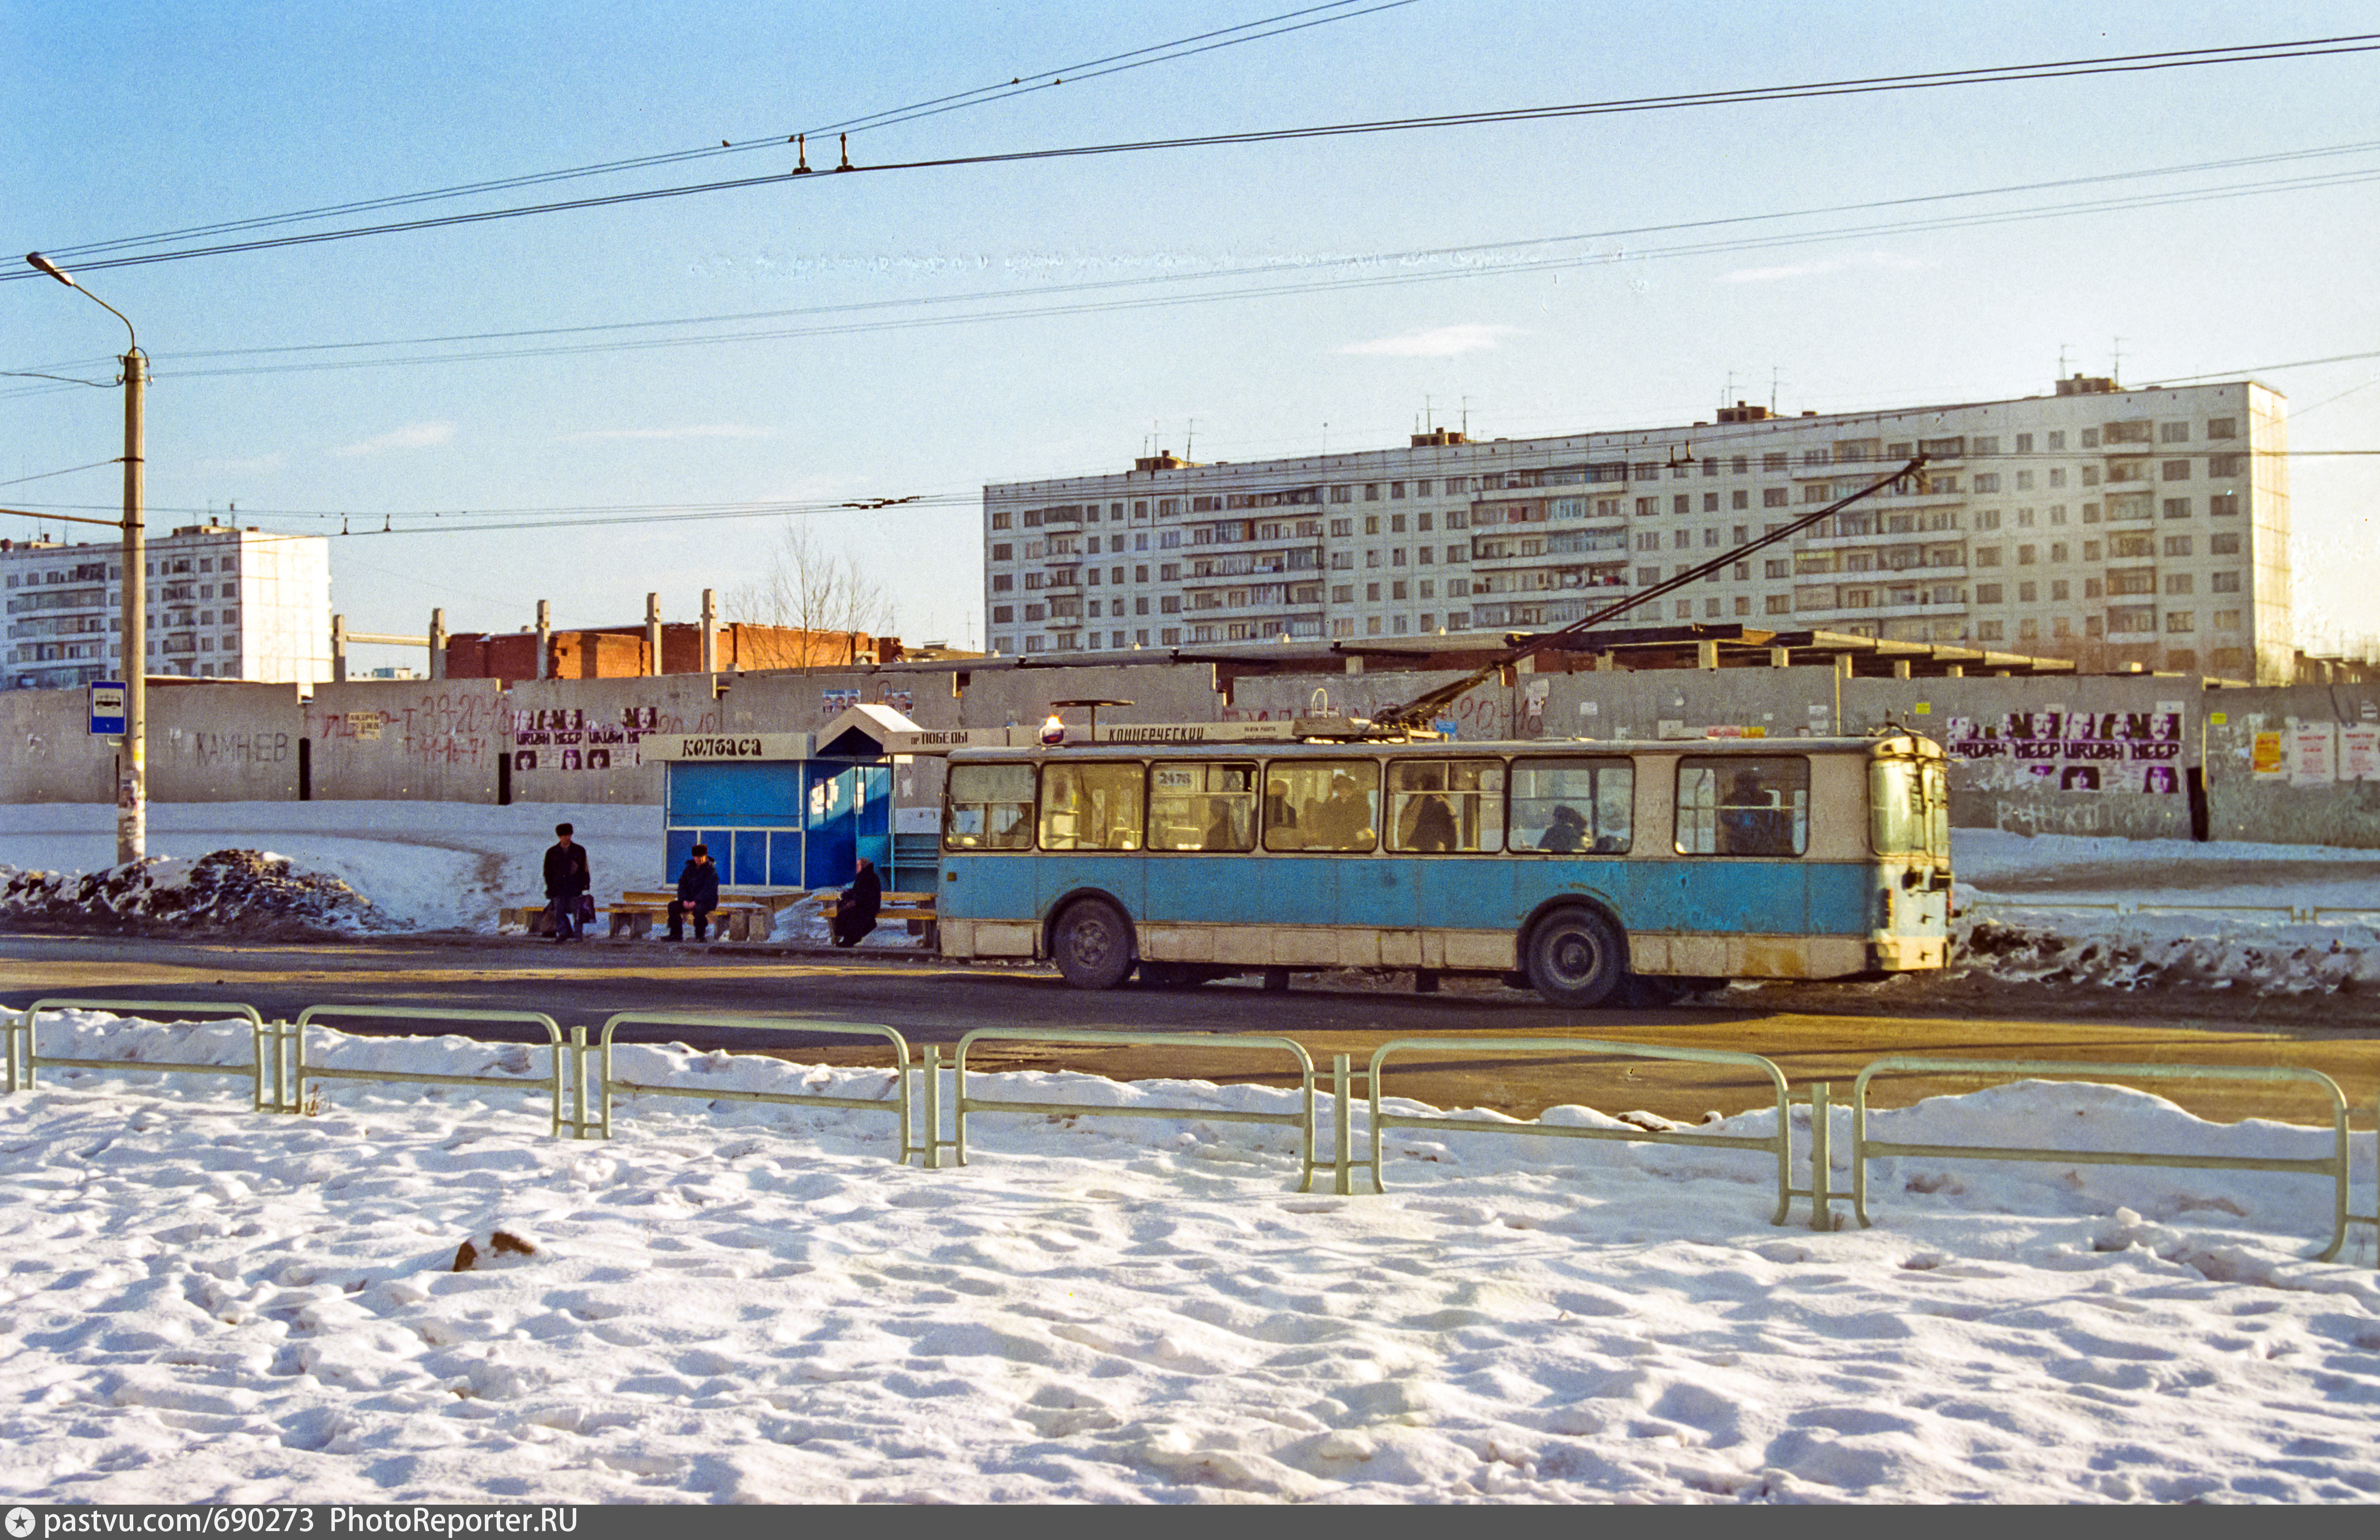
<box><xmin>25</xmin><ymin>252</ymin><xmax>78</xmax><ymax>288</ymax></box>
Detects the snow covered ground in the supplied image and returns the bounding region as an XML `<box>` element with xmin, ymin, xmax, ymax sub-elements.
<box><xmin>2</xmin><ymin>1010</ymin><xmax>2377</xmax><ymax>1503</ymax></box>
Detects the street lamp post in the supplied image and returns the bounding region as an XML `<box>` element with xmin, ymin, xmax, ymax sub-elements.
<box><xmin>26</xmin><ymin>252</ymin><xmax>146</xmax><ymax>866</ymax></box>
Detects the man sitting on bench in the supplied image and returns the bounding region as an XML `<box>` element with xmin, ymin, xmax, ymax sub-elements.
<box><xmin>668</xmin><ymin>843</ymin><xmax>719</xmax><ymax>942</ymax></box>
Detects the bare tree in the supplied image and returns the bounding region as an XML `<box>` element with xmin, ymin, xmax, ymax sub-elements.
<box><xmin>727</xmin><ymin>522</ymin><xmax>897</xmax><ymax>666</ymax></box>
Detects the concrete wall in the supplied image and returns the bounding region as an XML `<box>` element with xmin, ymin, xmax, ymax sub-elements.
<box><xmin>10</xmin><ymin>666</ymin><xmax>2380</xmax><ymax>849</ymax></box>
<box><xmin>305</xmin><ymin>678</ymin><xmax>509</xmax><ymax>803</ymax></box>
<box><xmin>0</xmin><ymin>689</ymin><xmax>117</xmax><ymax>803</ymax></box>
<box><xmin>959</xmin><ymin>663</ymin><xmax>1224</xmax><ymax>731</ymax></box>
<box><xmin>2203</xmin><ymin>683</ymin><xmax>2380</xmax><ymax>848</ymax></box>
<box><xmin>153</xmin><ymin>683</ymin><xmax>304</xmax><ymax>802</ymax></box>
<box><xmin>1224</xmin><ymin>669</ymin><xmax>1515</xmax><ymax>738</ymax></box>
<box><xmin>1845</xmin><ymin>674</ymin><xmax>2200</xmax><ymax>841</ymax></box>
<box><xmin>0</xmin><ymin>684</ymin><xmax>304</xmax><ymax>804</ymax></box>
<box><xmin>500</xmin><ymin>675</ymin><xmax>728</xmax><ymax>805</ymax></box>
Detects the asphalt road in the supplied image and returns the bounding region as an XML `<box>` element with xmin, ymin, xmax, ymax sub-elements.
<box><xmin>6</xmin><ymin>930</ymin><xmax>2379</xmax><ymax>1126</ymax></box>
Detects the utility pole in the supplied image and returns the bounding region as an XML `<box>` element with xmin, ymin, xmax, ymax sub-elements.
<box><xmin>27</xmin><ymin>253</ymin><xmax>144</xmax><ymax>865</ymax></box>
<box><xmin>120</xmin><ymin>340</ymin><xmax>145</xmax><ymax>864</ymax></box>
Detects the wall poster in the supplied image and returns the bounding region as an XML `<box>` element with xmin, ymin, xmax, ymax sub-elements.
<box><xmin>1942</xmin><ymin>707</ymin><xmax>2184</xmax><ymax>794</ymax></box>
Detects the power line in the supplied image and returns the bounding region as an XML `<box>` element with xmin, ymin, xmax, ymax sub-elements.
<box><xmin>8</xmin><ymin>141</ymin><xmax>2366</xmax><ymax>391</ymax></box>
<box><xmin>7</xmin><ymin>33</ymin><xmax>2374</xmax><ymax>283</ymax></box>
<box><xmin>20</xmin><ymin>0</ymin><xmax>1407</xmax><ymax>265</ymax></box>
<box><xmin>0</xmin><ymin>458</ymin><xmax>121</xmax><ymax>489</ymax></box>
<box><xmin>40</xmin><ymin>137</ymin><xmax>2372</xmax><ymax>373</ymax></box>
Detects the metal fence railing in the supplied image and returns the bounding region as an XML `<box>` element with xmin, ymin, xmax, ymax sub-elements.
<box><xmin>1851</xmin><ymin>1057</ymin><xmax>2363</xmax><ymax>1261</ymax></box>
<box><xmin>1360</xmin><ymin>1038</ymin><xmax>1802</xmax><ymax>1221</ymax></box>
<box><xmin>942</xmin><ymin>1029</ymin><xmax>1319</xmax><ymax>1187</ymax></box>
<box><xmin>581</xmin><ymin>1012</ymin><xmax>914</xmax><ymax>1159</ymax></box>
<box><xmin>9</xmin><ymin>997</ymin><xmax>275</xmax><ymax>1109</ymax></box>
<box><xmin>11</xmin><ymin>999</ymin><xmax>2380</xmax><ymax>1263</ymax></box>
<box><xmin>288</xmin><ymin>1005</ymin><xmax>570</xmax><ymax>1136</ymax></box>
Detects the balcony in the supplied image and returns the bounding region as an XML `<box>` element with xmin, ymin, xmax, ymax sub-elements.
<box><xmin>1796</xmin><ymin>597</ymin><xmax>1970</xmax><ymax>624</ymax></box>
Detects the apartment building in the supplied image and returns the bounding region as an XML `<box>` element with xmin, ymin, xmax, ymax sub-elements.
<box><xmin>981</xmin><ymin>375</ymin><xmax>2291</xmax><ymax>682</ymax></box>
<box><xmin>1</xmin><ymin>524</ymin><xmax>332</xmax><ymax>689</ymax></box>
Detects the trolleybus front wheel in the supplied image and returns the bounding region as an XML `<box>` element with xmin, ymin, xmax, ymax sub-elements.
<box><xmin>1052</xmin><ymin>897</ymin><xmax>1136</xmax><ymax>990</ymax></box>
<box><xmin>1524</xmin><ymin>906</ymin><xmax>1625</xmax><ymax>1008</ymax></box>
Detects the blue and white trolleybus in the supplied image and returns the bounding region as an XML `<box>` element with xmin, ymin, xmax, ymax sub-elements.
<box><xmin>934</xmin><ymin>728</ymin><xmax>1951</xmax><ymax>1006</ymax></box>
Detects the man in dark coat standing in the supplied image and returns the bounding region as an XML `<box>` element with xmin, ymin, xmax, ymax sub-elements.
<box><xmin>543</xmin><ymin>821</ymin><xmax>591</xmax><ymax>943</ymax></box>
<box><xmin>668</xmin><ymin>843</ymin><xmax>719</xmax><ymax>942</ymax></box>
<box><xmin>832</xmin><ymin>856</ymin><xmax>881</xmax><ymax>948</ymax></box>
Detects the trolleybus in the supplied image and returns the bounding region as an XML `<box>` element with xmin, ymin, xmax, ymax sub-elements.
<box><xmin>934</xmin><ymin>731</ymin><xmax>1951</xmax><ymax>1006</ymax></box>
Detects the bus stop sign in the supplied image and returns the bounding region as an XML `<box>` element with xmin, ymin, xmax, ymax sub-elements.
<box><xmin>89</xmin><ymin>681</ymin><xmax>126</xmax><ymax>737</ymax></box>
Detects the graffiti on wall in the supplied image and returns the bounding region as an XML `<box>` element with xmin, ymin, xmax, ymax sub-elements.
<box><xmin>1945</xmin><ymin>706</ymin><xmax>2185</xmax><ymax>794</ymax></box>
<box><xmin>314</xmin><ymin>689</ymin><xmax>502</xmax><ymax>769</ymax></box>
<box><xmin>1224</xmin><ymin>680</ymin><xmax>1513</xmax><ymax>738</ymax></box>
<box><xmin>509</xmin><ymin>702</ymin><xmax>718</xmax><ymax>774</ymax></box>
<box><xmin>183</xmin><ymin>728</ymin><xmax>291</xmax><ymax>768</ymax></box>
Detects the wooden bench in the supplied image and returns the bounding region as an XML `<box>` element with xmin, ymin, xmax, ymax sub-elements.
<box><xmin>501</xmin><ymin>898</ymin><xmax>768</xmax><ymax>940</ymax></box>
<box><xmin>818</xmin><ymin>889</ymin><xmax>939</xmax><ymax>943</ymax></box>
<box><xmin>600</xmin><ymin>900</ymin><xmax>771</xmax><ymax>941</ymax></box>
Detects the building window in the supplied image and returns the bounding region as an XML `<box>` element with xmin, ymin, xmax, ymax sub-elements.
<box><xmin>2209</xmin><ymin>533</ymin><xmax>2242</xmax><ymax>556</ymax></box>
<box><xmin>2209</xmin><ymin>492</ymin><xmax>2242</xmax><ymax>517</ymax></box>
<box><xmin>1363</xmin><ymin>485</ymin><xmax>1380</xmax><ymax>502</ymax></box>
<box><xmin>2160</xmin><ymin>421</ymin><xmax>2191</xmax><ymax>443</ymax></box>
<box><xmin>2165</xmin><ymin>611</ymin><xmax>2195</xmax><ymax>632</ymax></box>
<box><xmin>2165</xmin><ymin>574</ymin><xmax>2194</xmax><ymax>595</ymax></box>
<box><xmin>2163</xmin><ymin>460</ymin><xmax>2191</xmax><ymax>481</ymax></box>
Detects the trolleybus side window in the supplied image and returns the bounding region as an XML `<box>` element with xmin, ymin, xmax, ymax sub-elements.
<box><xmin>1262</xmin><ymin>759</ymin><xmax>1379</xmax><ymax>852</ymax></box>
<box><xmin>1870</xmin><ymin>757</ymin><xmax>1949</xmax><ymax>857</ymax></box>
<box><xmin>1510</xmin><ymin>757</ymin><xmax>1633</xmax><ymax>854</ymax></box>
<box><xmin>944</xmin><ymin>762</ymin><xmax>1036</xmax><ymax>850</ymax></box>
<box><xmin>1149</xmin><ymin>761</ymin><xmax>1258</xmax><ymax>852</ymax></box>
<box><xmin>1676</xmin><ymin>756</ymin><xmax>1809</xmax><ymax>856</ymax></box>
<box><xmin>1386</xmin><ymin>758</ymin><xmax>1505</xmax><ymax>853</ymax></box>
<box><xmin>1039</xmin><ymin>760</ymin><xmax>1145</xmax><ymax>851</ymax></box>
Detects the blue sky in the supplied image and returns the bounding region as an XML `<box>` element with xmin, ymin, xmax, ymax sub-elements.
<box><xmin>7</xmin><ymin>1</ymin><xmax>2379</xmax><ymax>666</ymax></box>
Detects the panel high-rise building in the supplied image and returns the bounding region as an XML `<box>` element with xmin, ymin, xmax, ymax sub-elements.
<box><xmin>981</xmin><ymin>375</ymin><xmax>2290</xmax><ymax>682</ymax></box>
<box><xmin>2</xmin><ymin>524</ymin><xmax>332</xmax><ymax>689</ymax></box>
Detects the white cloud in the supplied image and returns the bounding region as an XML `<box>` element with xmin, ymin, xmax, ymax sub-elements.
<box><xmin>333</xmin><ymin>421</ymin><xmax>456</xmax><ymax>457</ymax></box>
<box><xmin>198</xmin><ymin>454</ymin><xmax>285</xmax><ymax>475</ymax></box>
<box><xmin>555</xmin><ymin>424</ymin><xmax>774</xmax><ymax>443</ymax></box>
<box><xmin>1336</xmin><ymin>323</ymin><xmax>1522</xmax><ymax>358</ymax></box>
<box><xmin>1720</xmin><ymin>251</ymin><xmax>1929</xmax><ymax>286</ymax></box>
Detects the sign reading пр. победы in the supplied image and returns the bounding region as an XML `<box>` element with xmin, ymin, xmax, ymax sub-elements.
<box><xmin>89</xmin><ymin>681</ymin><xmax>126</xmax><ymax>736</ymax></box>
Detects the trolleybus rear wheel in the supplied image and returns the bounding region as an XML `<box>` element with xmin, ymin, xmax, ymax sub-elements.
<box><xmin>1052</xmin><ymin>897</ymin><xmax>1136</xmax><ymax>990</ymax></box>
<box><xmin>1525</xmin><ymin>906</ymin><xmax>1625</xmax><ymax>1008</ymax></box>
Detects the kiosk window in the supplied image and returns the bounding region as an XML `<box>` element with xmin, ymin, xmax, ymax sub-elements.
<box><xmin>1149</xmin><ymin>761</ymin><xmax>1257</xmax><ymax>851</ymax></box>
<box><xmin>1386</xmin><ymin>759</ymin><xmax>1504</xmax><ymax>852</ymax></box>
<box><xmin>1676</xmin><ymin>756</ymin><xmax>1808</xmax><ymax>856</ymax></box>
<box><xmin>944</xmin><ymin>763</ymin><xmax>1036</xmax><ymax>850</ymax></box>
<box><xmin>1039</xmin><ymin>761</ymin><xmax>1145</xmax><ymax>851</ymax></box>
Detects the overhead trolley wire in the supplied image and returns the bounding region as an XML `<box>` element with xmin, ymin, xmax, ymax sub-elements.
<box><xmin>7</xmin><ymin>34</ymin><xmax>2376</xmax><ymax>283</ymax></box>
<box><xmin>17</xmin><ymin>0</ymin><xmax>1407</xmax><ymax>266</ymax></box>
<box><xmin>4</xmin><ymin>139</ymin><xmax>2370</xmax><ymax>396</ymax></box>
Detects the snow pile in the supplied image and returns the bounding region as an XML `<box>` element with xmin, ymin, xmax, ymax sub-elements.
<box><xmin>0</xmin><ymin>849</ymin><xmax>381</xmax><ymax>939</ymax></box>
<box><xmin>0</xmin><ymin>802</ymin><xmax>659</xmax><ymax>934</ymax></box>
<box><xmin>1958</xmin><ymin>914</ymin><xmax>2380</xmax><ymax>995</ymax></box>
<box><xmin>1953</xmin><ymin>831</ymin><xmax>2380</xmax><ymax>997</ymax></box>
<box><xmin>3</xmin><ymin>1009</ymin><xmax>2379</xmax><ymax>1503</ymax></box>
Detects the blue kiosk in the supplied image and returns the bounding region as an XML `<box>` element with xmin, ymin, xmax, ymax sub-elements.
<box><xmin>644</xmin><ymin>705</ymin><xmax>941</xmax><ymax>892</ymax></box>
